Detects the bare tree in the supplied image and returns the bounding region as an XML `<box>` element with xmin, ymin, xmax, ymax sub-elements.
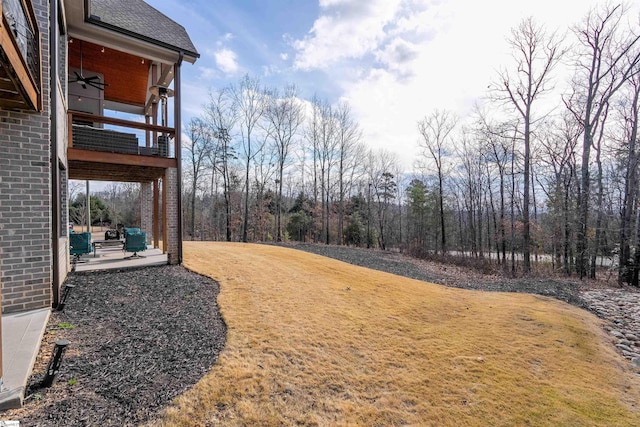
<box><xmin>185</xmin><ymin>117</ymin><xmax>212</xmax><ymax>239</ymax></box>
<box><xmin>589</xmin><ymin>101</ymin><xmax>611</xmax><ymax>277</ymax></box>
<box><xmin>475</xmin><ymin>112</ymin><xmax>515</xmax><ymax>266</ymax></box>
<box><xmin>367</xmin><ymin>149</ymin><xmax>399</xmax><ymax>250</ymax></box>
<box><xmin>494</xmin><ymin>17</ymin><xmax>564</xmax><ymax>272</ymax></box>
<box><xmin>619</xmin><ymin>70</ymin><xmax>640</xmax><ymax>284</ymax></box>
<box><xmin>417</xmin><ymin>109</ymin><xmax>457</xmax><ymax>254</ymax></box>
<box><xmin>231</xmin><ymin>74</ymin><xmax>267</xmax><ymax>242</ymax></box>
<box><xmin>205</xmin><ymin>87</ymin><xmax>238</xmax><ymax>242</ymax></box>
<box><xmin>306</xmin><ymin>96</ymin><xmax>338</xmax><ymax>244</ymax></box>
<box><xmin>537</xmin><ymin>113</ymin><xmax>580</xmax><ymax>274</ymax></box>
<box><xmin>264</xmin><ymin>84</ymin><xmax>305</xmax><ymax>241</ymax></box>
<box><xmin>565</xmin><ymin>3</ymin><xmax>640</xmax><ymax>278</ymax></box>
<box><xmin>334</xmin><ymin>102</ymin><xmax>362</xmax><ymax>245</ymax></box>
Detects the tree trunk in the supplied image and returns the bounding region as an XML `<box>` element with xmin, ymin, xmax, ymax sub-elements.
<box><xmin>576</xmin><ymin>125</ymin><xmax>592</xmax><ymax>279</ymax></box>
<box><xmin>619</xmin><ymin>84</ymin><xmax>639</xmax><ymax>284</ymax></box>
<box><xmin>438</xmin><ymin>170</ymin><xmax>446</xmax><ymax>254</ymax></box>
<box><xmin>590</xmin><ymin>138</ymin><xmax>605</xmax><ymax>279</ymax></box>
<box><xmin>500</xmin><ymin>168</ymin><xmax>506</xmax><ymax>266</ymax></box>
<box><xmin>632</xmin><ymin>206</ymin><xmax>640</xmax><ymax>287</ymax></box>
<box><xmin>523</xmin><ymin>113</ymin><xmax>531</xmax><ymax>272</ymax></box>
<box><xmin>242</xmin><ymin>151</ymin><xmax>250</xmax><ymax>243</ymax></box>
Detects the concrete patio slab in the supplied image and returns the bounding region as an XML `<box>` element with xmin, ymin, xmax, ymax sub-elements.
<box><xmin>74</xmin><ymin>246</ymin><xmax>167</xmax><ymax>272</ymax></box>
<box><xmin>0</xmin><ymin>308</ymin><xmax>50</xmax><ymax>410</ymax></box>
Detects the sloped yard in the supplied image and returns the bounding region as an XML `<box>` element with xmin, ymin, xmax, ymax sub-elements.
<box><xmin>157</xmin><ymin>242</ymin><xmax>640</xmax><ymax>426</ymax></box>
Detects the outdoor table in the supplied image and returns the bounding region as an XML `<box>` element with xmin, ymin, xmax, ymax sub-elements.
<box><xmin>92</xmin><ymin>239</ymin><xmax>125</xmax><ymax>257</ymax></box>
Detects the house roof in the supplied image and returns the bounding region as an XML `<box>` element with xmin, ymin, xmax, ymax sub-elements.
<box><xmin>88</xmin><ymin>0</ymin><xmax>199</xmax><ymax>60</ymax></box>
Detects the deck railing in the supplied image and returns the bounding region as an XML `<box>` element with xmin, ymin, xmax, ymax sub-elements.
<box><xmin>2</xmin><ymin>0</ymin><xmax>40</xmax><ymax>88</ymax></box>
<box><xmin>68</xmin><ymin>111</ymin><xmax>176</xmax><ymax>158</ymax></box>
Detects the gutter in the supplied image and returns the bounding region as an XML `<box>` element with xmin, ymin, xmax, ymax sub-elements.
<box><xmin>86</xmin><ymin>17</ymin><xmax>199</xmax><ymax>62</ymax></box>
<box><xmin>175</xmin><ymin>51</ymin><xmax>184</xmax><ymax>264</ymax></box>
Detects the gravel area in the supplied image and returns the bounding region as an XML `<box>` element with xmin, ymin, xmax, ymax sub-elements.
<box><xmin>286</xmin><ymin>243</ymin><xmax>587</xmax><ymax>306</ymax></box>
<box><xmin>4</xmin><ymin>265</ymin><xmax>226</xmax><ymax>426</ymax></box>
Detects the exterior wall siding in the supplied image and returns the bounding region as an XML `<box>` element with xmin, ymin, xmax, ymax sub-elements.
<box><xmin>0</xmin><ymin>0</ymin><xmax>52</xmax><ymax>313</ymax></box>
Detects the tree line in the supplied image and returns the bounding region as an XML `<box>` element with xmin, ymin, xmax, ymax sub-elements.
<box><xmin>178</xmin><ymin>3</ymin><xmax>640</xmax><ymax>284</ymax></box>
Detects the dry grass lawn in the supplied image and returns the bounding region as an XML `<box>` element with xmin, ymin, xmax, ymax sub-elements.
<box><xmin>155</xmin><ymin>242</ymin><xmax>640</xmax><ymax>426</ymax></box>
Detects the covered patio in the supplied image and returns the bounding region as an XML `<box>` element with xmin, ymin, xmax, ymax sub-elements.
<box><xmin>72</xmin><ymin>244</ymin><xmax>167</xmax><ymax>272</ymax></box>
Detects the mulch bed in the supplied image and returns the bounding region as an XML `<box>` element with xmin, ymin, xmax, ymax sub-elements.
<box><xmin>4</xmin><ymin>265</ymin><xmax>226</xmax><ymax>426</ymax></box>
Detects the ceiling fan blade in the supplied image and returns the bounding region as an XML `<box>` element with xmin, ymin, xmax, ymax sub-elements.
<box><xmin>69</xmin><ymin>71</ymin><xmax>82</xmax><ymax>83</ymax></box>
<box><xmin>86</xmin><ymin>81</ymin><xmax>108</xmax><ymax>91</ymax></box>
<box><xmin>89</xmin><ymin>81</ymin><xmax>108</xmax><ymax>88</ymax></box>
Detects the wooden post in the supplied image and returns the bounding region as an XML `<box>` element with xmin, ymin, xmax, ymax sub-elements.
<box><xmin>85</xmin><ymin>180</ymin><xmax>90</xmax><ymax>232</ymax></box>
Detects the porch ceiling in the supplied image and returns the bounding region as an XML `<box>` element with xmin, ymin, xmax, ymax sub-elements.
<box><xmin>69</xmin><ymin>39</ymin><xmax>149</xmax><ymax>107</ymax></box>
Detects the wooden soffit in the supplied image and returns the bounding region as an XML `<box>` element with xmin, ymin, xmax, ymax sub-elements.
<box><xmin>69</xmin><ymin>38</ymin><xmax>149</xmax><ymax>107</ymax></box>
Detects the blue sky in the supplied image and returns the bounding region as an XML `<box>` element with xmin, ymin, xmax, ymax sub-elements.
<box><xmin>145</xmin><ymin>0</ymin><xmax>633</xmax><ymax>171</ymax></box>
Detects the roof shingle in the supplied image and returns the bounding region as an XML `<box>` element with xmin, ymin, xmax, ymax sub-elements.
<box><xmin>89</xmin><ymin>0</ymin><xmax>199</xmax><ymax>59</ymax></box>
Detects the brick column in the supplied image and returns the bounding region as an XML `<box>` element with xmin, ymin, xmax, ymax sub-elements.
<box><xmin>140</xmin><ymin>182</ymin><xmax>153</xmax><ymax>244</ymax></box>
<box><xmin>164</xmin><ymin>168</ymin><xmax>179</xmax><ymax>264</ymax></box>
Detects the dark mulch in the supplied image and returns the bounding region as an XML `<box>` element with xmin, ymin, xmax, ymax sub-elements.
<box><xmin>6</xmin><ymin>265</ymin><xmax>226</xmax><ymax>426</ymax></box>
<box><xmin>284</xmin><ymin>243</ymin><xmax>589</xmax><ymax>307</ymax></box>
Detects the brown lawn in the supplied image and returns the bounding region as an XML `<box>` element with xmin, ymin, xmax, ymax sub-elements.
<box><xmin>154</xmin><ymin>242</ymin><xmax>640</xmax><ymax>426</ymax></box>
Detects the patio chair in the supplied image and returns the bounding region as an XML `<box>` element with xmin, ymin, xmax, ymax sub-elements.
<box><xmin>70</xmin><ymin>232</ymin><xmax>92</xmax><ymax>264</ymax></box>
<box><xmin>124</xmin><ymin>231</ymin><xmax>147</xmax><ymax>259</ymax></box>
<box><xmin>124</xmin><ymin>227</ymin><xmax>141</xmax><ymax>237</ymax></box>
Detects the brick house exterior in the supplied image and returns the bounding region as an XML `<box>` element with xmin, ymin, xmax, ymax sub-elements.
<box><xmin>1</xmin><ymin>0</ymin><xmax>197</xmax><ymax>395</ymax></box>
<box><xmin>1</xmin><ymin>0</ymin><xmax>58</xmax><ymax>314</ymax></box>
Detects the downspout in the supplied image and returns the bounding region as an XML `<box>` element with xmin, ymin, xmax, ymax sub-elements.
<box><xmin>175</xmin><ymin>52</ymin><xmax>184</xmax><ymax>264</ymax></box>
<box><xmin>50</xmin><ymin>0</ymin><xmax>61</xmax><ymax>307</ymax></box>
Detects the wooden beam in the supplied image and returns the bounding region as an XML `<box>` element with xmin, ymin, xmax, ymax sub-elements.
<box><xmin>0</xmin><ymin>96</ymin><xmax>27</xmax><ymax>109</ymax></box>
<box><xmin>68</xmin><ymin>161</ymin><xmax>167</xmax><ymax>182</ymax></box>
<box><xmin>68</xmin><ymin>147</ymin><xmax>177</xmax><ymax>168</ymax></box>
<box><xmin>68</xmin><ymin>112</ymin><xmax>73</xmax><ymax>147</ymax></box>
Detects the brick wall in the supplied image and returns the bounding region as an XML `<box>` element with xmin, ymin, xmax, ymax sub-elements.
<box><xmin>0</xmin><ymin>0</ymin><xmax>52</xmax><ymax>314</ymax></box>
<box><xmin>165</xmin><ymin>168</ymin><xmax>179</xmax><ymax>264</ymax></box>
<box><xmin>140</xmin><ymin>182</ymin><xmax>153</xmax><ymax>244</ymax></box>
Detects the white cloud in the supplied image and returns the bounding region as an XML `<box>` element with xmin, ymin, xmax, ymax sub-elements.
<box><xmin>214</xmin><ymin>48</ymin><xmax>241</xmax><ymax>75</ymax></box>
<box><xmin>197</xmin><ymin>66</ymin><xmax>218</xmax><ymax>80</ymax></box>
<box><xmin>293</xmin><ymin>0</ymin><xmax>410</xmax><ymax>70</ymax></box>
<box><xmin>373</xmin><ymin>37</ymin><xmax>420</xmax><ymax>79</ymax></box>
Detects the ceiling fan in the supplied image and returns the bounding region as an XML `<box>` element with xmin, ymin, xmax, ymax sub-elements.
<box><xmin>69</xmin><ymin>40</ymin><xmax>108</xmax><ymax>91</ymax></box>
